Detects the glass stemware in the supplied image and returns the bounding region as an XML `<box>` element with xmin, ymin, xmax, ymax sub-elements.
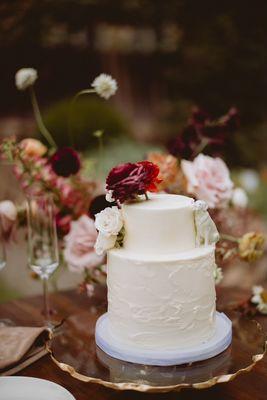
<box><xmin>27</xmin><ymin>194</ymin><xmax>59</xmax><ymax>327</ymax></box>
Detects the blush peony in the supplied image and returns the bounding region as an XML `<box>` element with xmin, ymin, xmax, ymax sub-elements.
<box><xmin>64</xmin><ymin>215</ymin><xmax>104</xmax><ymax>273</ymax></box>
<box><xmin>181</xmin><ymin>154</ymin><xmax>233</xmax><ymax>208</ymax></box>
<box><xmin>106</xmin><ymin>161</ymin><xmax>161</xmax><ymax>203</ymax></box>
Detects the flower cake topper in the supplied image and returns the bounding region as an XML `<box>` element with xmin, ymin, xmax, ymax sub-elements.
<box><xmin>106</xmin><ymin>161</ymin><xmax>161</xmax><ymax>204</ymax></box>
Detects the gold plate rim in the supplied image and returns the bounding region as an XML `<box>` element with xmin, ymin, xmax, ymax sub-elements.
<box><xmin>46</xmin><ymin>318</ymin><xmax>267</xmax><ymax>393</ymax></box>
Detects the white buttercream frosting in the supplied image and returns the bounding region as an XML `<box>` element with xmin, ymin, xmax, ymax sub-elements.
<box><xmin>122</xmin><ymin>193</ymin><xmax>195</xmax><ymax>255</ymax></box>
<box><xmin>107</xmin><ymin>246</ymin><xmax>216</xmax><ymax>350</ymax></box>
<box><xmin>101</xmin><ymin>193</ymin><xmax>220</xmax><ymax>353</ymax></box>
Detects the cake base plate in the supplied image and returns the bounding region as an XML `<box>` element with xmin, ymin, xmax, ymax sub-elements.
<box><xmin>95</xmin><ymin>311</ymin><xmax>232</xmax><ymax>366</ymax></box>
<box><xmin>47</xmin><ymin>308</ymin><xmax>266</xmax><ymax>392</ymax></box>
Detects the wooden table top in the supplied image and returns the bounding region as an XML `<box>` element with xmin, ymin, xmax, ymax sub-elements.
<box><xmin>0</xmin><ymin>287</ymin><xmax>267</xmax><ymax>400</ymax></box>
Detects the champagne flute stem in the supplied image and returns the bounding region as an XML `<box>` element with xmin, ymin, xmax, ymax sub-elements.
<box><xmin>42</xmin><ymin>277</ymin><xmax>50</xmax><ymax>325</ymax></box>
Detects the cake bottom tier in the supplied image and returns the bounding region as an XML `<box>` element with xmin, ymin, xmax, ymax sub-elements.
<box><xmin>106</xmin><ymin>246</ymin><xmax>217</xmax><ymax>351</ymax></box>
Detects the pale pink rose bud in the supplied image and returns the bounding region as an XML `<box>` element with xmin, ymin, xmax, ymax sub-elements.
<box><xmin>20</xmin><ymin>138</ymin><xmax>47</xmax><ymax>158</ymax></box>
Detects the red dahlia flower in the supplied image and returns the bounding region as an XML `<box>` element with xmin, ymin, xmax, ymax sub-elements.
<box><xmin>106</xmin><ymin>161</ymin><xmax>161</xmax><ymax>204</ymax></box>
<box><xmin>50</xmin><ymin>147</ymin><xmax>81</xmax><ymax>177</ymax></box>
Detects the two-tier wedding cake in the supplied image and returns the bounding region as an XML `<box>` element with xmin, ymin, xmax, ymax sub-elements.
<box><xmin>95</xmin><ymin>161</ymin><xmax>232</xmax><ymax>366</ymax></box>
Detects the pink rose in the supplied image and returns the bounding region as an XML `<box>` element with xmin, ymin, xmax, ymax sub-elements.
<box><xmin>19</xmin><ymin>138</ymin><xmax>47</xmax><ymax>158</ymax></box>
<box><xmin>64</xmin><ymin>215</ymin><xmax>104</xmax><ymax>273</ymax></box>
<box><xmin>181</xmin><ymin>154</ymin><xmax>233</xmax><ymax>208</ymax></box>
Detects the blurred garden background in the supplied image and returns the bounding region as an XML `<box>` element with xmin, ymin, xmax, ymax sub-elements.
<box><xmin>0</xmin><ymin>0</ymin><xmax>267</xmax><ymax>301</ymax></box>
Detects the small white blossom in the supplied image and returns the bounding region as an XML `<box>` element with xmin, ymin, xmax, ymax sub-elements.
<box><xmin>231</xmin><ymin>187</ymin><xmax>248</xmax><ymax>208</ymax></box>
<box><xmin>106</xmin><ymin>190</ymin><xmax>115</xmax><ymax>203</ymax></box>
<box><xmin>214</xmin><ymin>265</ymin><xmax>223</xmax><ymax>285</ymax></box>
<box><xmin>15</xmin><ymin>68</ymin><xmax>38</xmax><ymax>91</ymax></box>
<box><xmin>95</xmin><ymin>206</ymin><xmax>123</xmax><ymax>237</ymax></box>
<box><xmin>251</xmin><ymin>285</ymin><xmax>267</xmax><ymax>314</ymax></box>
<box><xmin>91</xmin><ymin>73</ymin><xmax>118</xmax><ymax>99</ymax></box>
<box><xmin>94</xmin><ymin>232</ymin><xmax>117</xmax><ymax>255</ymax></box>
<box><xmin>239</xmin><ymin>169</ymin><xmax>259</xmax><ymax>193</ymax></box>
<box><xmin>257</xmin><ymin>302</ymin><xmax>267</xmax><ymax>314</ymax></box>
<box><xmin>251</xmin><ymin>285</ymin><xmax>264</xmax><ymax>304</ymax></box>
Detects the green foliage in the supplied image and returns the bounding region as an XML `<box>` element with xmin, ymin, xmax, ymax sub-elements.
<box><xmin>43</xmin><ymin>97</ymin><xmax>129</xmax><ymax>150</ymax></box>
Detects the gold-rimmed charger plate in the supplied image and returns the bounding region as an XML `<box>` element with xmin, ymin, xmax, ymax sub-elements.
<box><xmin>47</xmin><ymin>310</ymin><xmax>266</xmax><ymax>393</ymax></box>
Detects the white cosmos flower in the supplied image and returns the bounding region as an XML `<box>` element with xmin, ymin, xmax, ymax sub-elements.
<box><xmin>231</xmin><ymin>187</ymin><xmax>248</xmax><ymax>208</ymax></box>
<box><xmin>15</xmin><ymin>68</ymin><xmax>38</xmax><ymax>91</ymax></box>
<box><xmin>94</xmin><ymin>232</ymin><xmax>117</xmax><ymax>255</ymax></box>
<box><xmin>95</xmin><ymin>206</ymin><xmax>123</xmax><ymax>237</ymax></box>
<box><xmin>91</xmin><ymin>73</ymin><xmax>118</xmax><ymax>99</ymax></box>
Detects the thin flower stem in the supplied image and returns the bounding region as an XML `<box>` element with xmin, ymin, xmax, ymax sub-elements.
<box><xmin>191</xmin><ymin>137</ymin><xmax>210</xmax><ymax>158</ymax></box>
<box><xmin>29</xmin><ymin>87</ymin><xmax>57</xmax><ymax>149</ymax></box>
<box><xmin>145</xmin><ymin>192</ymin><xmax>149</xmax><ymax>200</ymax></box>
<box><xmin>97</xmin><ymin>133</ymin><xmax>104</xmax><ymax>179</ymax></box>
<box><xmin>68</xmin><ymin>88</ymin><xmax>96</xmax><ymax>148</ymax></box>
<box><xmin>220</xmin><ymin>233</ymin><xmax>239</xmax><ymax>243</ymax></box>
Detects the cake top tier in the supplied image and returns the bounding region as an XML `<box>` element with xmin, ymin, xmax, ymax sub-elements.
<box><xmin>123</xmin><ymin>193</ymin><xmax>193</xmax><ymax>210</ymax></box>
<box><xmin>122</xmin><ymin>193</ymin><xmax>196</xmax><ymax>255</ymax></box>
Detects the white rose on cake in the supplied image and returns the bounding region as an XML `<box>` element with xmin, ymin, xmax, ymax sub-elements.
<box><xmin>95</xmin><ymin>206</ymin><xmax>123</xmax><ymax>237</ymax></box>
<box><xmin>94</xmin><ymin>232</ymin><xmax>117</xmax><ymax>255</ymax></box>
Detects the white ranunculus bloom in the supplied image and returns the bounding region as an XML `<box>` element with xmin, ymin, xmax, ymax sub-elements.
<box><xmin>15</xmin><ymin>68</ymin><xmax>38</xmax><ymax>91</ymax></box>
<box><xmin>95</xmin><ymin>206</ymin><xmax>123</xmax><ymax>237</ymax></box>
<box><xmin>94</xmin><ymin>232</ymin><xmax>117</xmax><ymax>255</ymax></box>
<box><xmin>231</xmin><ymin>187</ymin><xmax>248</xmax><ymax>208</ymax></box>
<box><xmin>91</xmin><ymin>73</ymin><xmax>118</xmax><ymax>99</ymax></box>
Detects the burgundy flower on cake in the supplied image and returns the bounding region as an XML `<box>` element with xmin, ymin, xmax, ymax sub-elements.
<box><xmin>106</xmin><ymin>161</ymin><xmax>161</xmax><ymax>203</ymax></box>
<box><xmin>50</xmin><ymin>147</ymin><xmax>81</xmax><ymax>177</ymax></box>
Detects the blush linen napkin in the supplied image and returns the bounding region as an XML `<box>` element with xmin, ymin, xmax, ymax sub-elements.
<box><xmin>0</xmin><ymin>326</ymin><xmax>49</xmax><ymax>376</ymax></box>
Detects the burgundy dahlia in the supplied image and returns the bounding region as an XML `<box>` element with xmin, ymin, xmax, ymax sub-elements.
<box><xmin>50</xmin><ymin>147</ymin><xmax>81</xmax><ymax>177</ymax></box>
<box><xmin>106</xmin><ymin>161</ymin><xmax>161</xmax><ymax>203</ymax></box>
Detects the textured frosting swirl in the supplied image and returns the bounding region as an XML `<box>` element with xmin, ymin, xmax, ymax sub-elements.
<box><xmin>107</xmin><ymin>246</ymin><xmax>216</xmax><ymax>350</ymax></box>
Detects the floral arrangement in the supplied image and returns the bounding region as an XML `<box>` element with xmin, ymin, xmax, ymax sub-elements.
<box><xmin>0</xmin><ymin>70</ymin><xmax>266</xmax><ymax>299</ymax></box>
<box><xmin>147</xmin><ymin>108</ymin><xmax>266</xmax><ymax>285</ymax></box>
<box><xmin>0</xmin><ymin>68</ymin><xmax>119</xmax><ymax>293</ymax></box>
